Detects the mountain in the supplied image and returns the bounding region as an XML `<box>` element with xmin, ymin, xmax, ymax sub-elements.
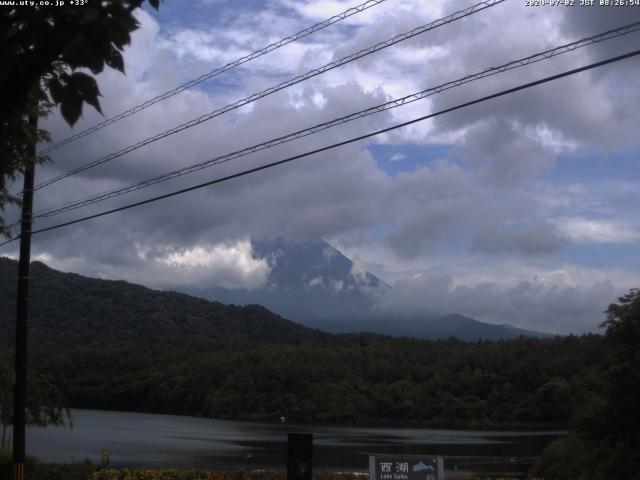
<box><xmin>0</xmin><ymin>257</ymin><xmax>336</xmax><ymax>350</ymax></box>
<box><xmin>416</xmin><ymin>314</ymin><xmax>552</xmax><ymax>340</ymax></box>
<box><xmin>184</xmin><ymin>239</ymin><xmax>552</xmax><ymax>341</ymax></box>
<box><xmin>302</xmin><ymin>314</ymin><xmax>551</xmax><ymax>340</ymax></box>
<box><xmin>183</xmin><ymin>238</ymin><xmax>388</xmax><ymax>323</ymax></box>
<box><xmin>0</xmin><ymin>244</ymin><xmax>552</xmax><ymax>347</ymax></box>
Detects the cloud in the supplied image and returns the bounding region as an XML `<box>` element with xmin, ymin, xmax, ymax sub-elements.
<box><xmin>384</xmin><ymin>160</ymin><xmax>475</xmax><ymax>257</ymax></box>
<box><xmin>376</xmin><ymin>271</ymin><xmax>621</xmax><ymax>334</ymax></box>
<box><xmin>554</xmin><ymin>217</ymin><xmax>640</xmax><ymax>244</ymax></box>
<box><xmin>153</xmin><ymin>239</ymin><xmax>270</xmax><ymax>289</ymax></box>
<box><xmin>27</xmin><ymin>237</ymin><xmax>270</xmax><ymax>290</ymax></box>
<box><xmin>411</xmin><ymin>2</ymin><xmax>640</xmax><ymax>153</ymax></box>
<box><xmin>472</xmin><ymin>219</ymin><xmax>564</xmax><ymax>255</ymax></box>
<box><xmin>1</xmin><ymin>1</ymin><xmax>638</xmax><ymax>337</ymax></box>
<box><xmin>452</xmin><ymin>118</ymin><xmax>555</xmax><ymax>184</ymax></box>
<box><xmin>322</xmin><ymin>244</ymin><xmax>338</xmax><ymax>262</ymax></box>
<box><xmin>24</xmin><ymin>4</ymin><xmax>636</xmax><ymax>264</ymax></box>
<box><xmin>329</xmin><ymin>278</ymin><xmax>344</xmax><ymax>293</ymax></box>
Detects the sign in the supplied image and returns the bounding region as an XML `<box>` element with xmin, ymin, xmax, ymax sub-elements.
<box><xmin>101</xmin><ymin>449</ymin><xmax>110</xmax><ymax>468</ymax></box>
<box><xmin>369</xmin><ymin>455</ymin><xmax>444</xmax><ymax>480</ymax></box>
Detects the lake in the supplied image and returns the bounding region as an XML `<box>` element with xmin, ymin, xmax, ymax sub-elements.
<box><xmin>26</xmin><ymin>409</ymin><xmax>563</xmax><ymax>475</ymax></box>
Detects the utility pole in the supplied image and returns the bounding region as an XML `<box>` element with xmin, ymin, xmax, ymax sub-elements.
<box><xmin>12</xmin><ymin>114</ymin><xmax>37</xmax><ymax>480</ymax></box>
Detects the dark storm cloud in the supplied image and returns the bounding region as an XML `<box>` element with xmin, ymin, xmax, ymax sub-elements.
<box><xmin>471</xmin><ymin>219</ymin><xmax>564</xmax><ymax>255</ymax></box>
<box><xmin>400</xmin><ymin>2</ymin><xmax>640</xmax><ymax>152</ymax></box>
<box><xmin>453</xmin><ymin>118</ymin><xmax>555</xmax><ymax>184</ymax></box>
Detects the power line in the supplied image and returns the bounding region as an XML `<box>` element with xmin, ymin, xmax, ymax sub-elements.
<box><xmin>0</xmin><ymin>47</ymin><xmax>633</xmax><ymax>245</ymax></box>
<box><xmin>30</xmin><ymin>0</ymin><xmax>504</xmax><ymax>193</ymax></box>
<box><xmin>31</xmin><ymin>20</ymin><xmax>640</xmax><ymax>219</ymax></box>
<box><xmin>36</xmin><ymin>0</ymin><xmax>392</xmax><ymax>156</ymax></box>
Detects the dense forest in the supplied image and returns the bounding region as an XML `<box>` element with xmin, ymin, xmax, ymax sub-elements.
<box><xmin>1</xmin><ymin>334</ymin><xmax>603</xmax><ymax>429</ymax></box>
<box><xmin>2</xmin><ymin>256</ymin><xmax>608</xmax><ymax>429</ymax></box>
<box><xmin>0</xmin><ymin>258</ymin><xmax>337</xmax><ymax>349</ymax></box>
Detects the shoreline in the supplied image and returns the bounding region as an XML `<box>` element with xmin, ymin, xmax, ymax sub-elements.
<box><xmin>60</xmin><ymin>407</ymin><xmax>569</xmax><ymax>434</ymax></box>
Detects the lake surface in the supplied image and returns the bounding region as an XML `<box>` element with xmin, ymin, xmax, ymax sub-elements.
<box><xmin>26</xmin><ymin>409</ymin><xmax>563</xmax><ymax>475</ymax></box>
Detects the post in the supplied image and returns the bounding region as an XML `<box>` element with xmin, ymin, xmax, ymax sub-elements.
<box><xmin>436</xmin><ymin>457</ymin><xmax>445</xmax><ymax>480</ymax></box>
<box><xmin>12</xmin><ymin>114</ymin><xmax>37</xmax><ymax>480</ymax></box>
<box><xmin>287</xmin><ymin>433</ymin><xmax>313</xmax><ymax>480</ymax></box>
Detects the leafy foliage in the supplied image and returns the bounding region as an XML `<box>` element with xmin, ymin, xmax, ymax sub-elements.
<box><xmin>25</xmin><ymin>334</ymin><xmax>605</xmax><ymax>429</ymax></box>
<box><xmin>0</xmin><ymin>95</ymin><xmax>52</xmax><ymax>238</ymax></box>
<box><xmin>536</xmin><ymin>288</ymin><xmax>640</xmax><ymax>480</ymax></box>
<box><xmin>599</xmin><ymin>288</ymin><xmax>640</xmax><ymax>449</ymax></box>
<box><xmin>0</xmin><ymin>354</ymin><xmax>72</xmax><ymax>450</ymax></box>
<box><xmin>0</xmin><ymin>0</ymin><xmax>161</xmax><ymax>236</ymax></box>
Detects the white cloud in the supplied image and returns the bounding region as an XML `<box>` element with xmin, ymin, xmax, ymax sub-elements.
<box><xmin>139</xmin><ymin>238</ymin><xmax>271</xmax><ymax>290</ymax></box>
<box><xmin>152</xmin><ymin>239</ymin><xmax>270</xmax><ymax>290</ymax></box>
<box><xmin>32</xmin><ymin>253</ymin><xmax>54</xmax><ymax>264</ymax></box>
<box><xmin>388</xmin><ymin>152</ymin><xmax>406</xmax><ymax>162</ymax></box>
<box><xmin>329</xmin><ymin>278</ymin><xmax>344</xmax><ymax>293</ymax></box>
<box><xmin>322</xmin><ymin>245</ymin><xmax>338</xmax><ymax>262</ymax></box>
<box><xmin>350</xmin><ymin>256</ymin><xmax>369</xmax><ymax>285</ymax></box>
<box><xmin>566</xmin><ymin>183</ymin><xmax>587</xmax><ymax>195</ymax></box>
<box><xmin>554</xmin><ymin>217</ymin><xmax>640</xmax><ymax>244</ymax></box>
<box><xmin>160</xmin><ymin>29</ymin><xmax>250</xmax><ymax>63</ymax></box>
<box><xmin>281</xmin><ymin>0</ymin><xmax>354</xmax><ymax>20</ymax></box>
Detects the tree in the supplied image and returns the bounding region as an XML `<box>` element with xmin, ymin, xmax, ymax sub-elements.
<box><xmin>0</xmin><ymin>357</ymin><xmax>71</xmax><ymax>450</ymax></box>
<box><xmin>0</xmin><ymin>0</ymin><xmax>161</xmax><ymax>237</ymax></box>
<box><xmin>536</xmin><ymin>288</ymin><xmax>640</xmax><ymax>480</ymax></box>
<box><xmin>591</xmin><ymin>288</ymin><xmax>640</xmax><ymax>478</ymax></box>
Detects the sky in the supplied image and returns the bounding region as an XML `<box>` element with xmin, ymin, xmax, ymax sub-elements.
<box><xmin>2</xmin><ymin>0</ymin><xmax>640</xmax><ymax>334</ymax></box>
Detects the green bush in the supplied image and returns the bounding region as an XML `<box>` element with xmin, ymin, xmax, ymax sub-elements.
<box><xmin>534</xmin><ymin>434</ymin><xmax>592</xmax><ymax>480</ymax></box>
<box><xmin>0</xmin><ymin>449</ymin><xmax>95</xmax><ymax>480</ymax></box>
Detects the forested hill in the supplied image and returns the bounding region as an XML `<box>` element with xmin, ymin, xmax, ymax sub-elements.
<box><xmin>0</xmin><ymin>257</ymin><xmax>612</xmax><ymax>430</ymax></box>
<box><xmin>0</xmin><ymin>257</ymin><xmax>335</xmax><ymax>349</ymax></box>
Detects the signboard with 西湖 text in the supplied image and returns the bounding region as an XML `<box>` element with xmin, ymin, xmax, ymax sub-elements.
<box><xmin>369</xmin><ymin>455</ymin><xmax>444</xmax><ymax>480</ymax></box>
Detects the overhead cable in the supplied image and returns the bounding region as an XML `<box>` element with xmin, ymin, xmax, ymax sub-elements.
<box><xmin>30</xmin><ymin>0</ymin><xmax>505</xmax><ymax>193</ymax></box>
<box><xmin>0</xmin><ymin>47</ymin><xmax>633</xmax><ymax>246</ymax></box>
<box><xmin>37</xmin><ymin>0</ymin><xmax>392</xmax><ymax>156</ymax></box>
<box><xmin>31</xmin><ymin>20</ymin><xmax>640</xmax><ymax>219</ymax></box>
